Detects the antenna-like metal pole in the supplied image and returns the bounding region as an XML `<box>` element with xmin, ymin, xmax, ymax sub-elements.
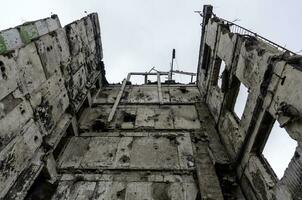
<box><xmin>168</xmin><ymin>49</ymin><xmax>176</xmax><ymax>81</ymax></box>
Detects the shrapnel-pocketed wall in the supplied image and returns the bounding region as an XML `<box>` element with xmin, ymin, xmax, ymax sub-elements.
<box><xmin>0</xmin><ymin>13</ymin><xmax>106</xmax><ymax>199</ymax></box>
<box><xmin>0</xmin><ymin>4</ymin><xmax>301</xmax><ymax>200</ymax></box>
<box><xmin>197</xmin><ymin>5</ymin><xmax>302</xmax><ymax>200</ymax></box>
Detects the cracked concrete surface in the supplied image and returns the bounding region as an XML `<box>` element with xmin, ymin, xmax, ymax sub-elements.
<box><xmin>0</xmin><ymin>4</ymin><xmax>301</xmax><ymax>200</ymax></box>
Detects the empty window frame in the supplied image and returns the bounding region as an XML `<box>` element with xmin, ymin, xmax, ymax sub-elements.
<box><xmin>233</xmin><ymin>83</ymin><xmax>249</xmax><ymax>119</ymax></box>
<box><xmin>217</xmin><ymin>61</ymin><xmax>226</xmax><ymax>88</ymax></box>
<box><xmin>253</xmin><ymin>112</ymin><xmax>298</xmax><ymax>179</ymax></box>
<box><xmin>262</xmin><ymin>121</ymin><xmax>297</xmax><ymax>179</ymax></box>
<box><xmin>146</xmin><ymin>75</ymin><xmax>157</xmax><ymax>84</ymax></box>
<box><xmin>130</xmin><ymin>75</ymin><xmax>146</xmax><ymax>85</ymax></box>
<box><xmin>173</xmin><ymin>73</ymin><xmax>194</xmax><ymax>84</ymax></box>
<box><xmin>212</xmin><ymin>57</ymin><xmax>226</xmax><ymax>88</ymax></box>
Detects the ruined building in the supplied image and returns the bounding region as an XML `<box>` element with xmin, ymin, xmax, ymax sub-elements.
<box><xmin>0</xmin><ymin>4</ymin><xmax>301</xmax><ymax>200</ymax></box>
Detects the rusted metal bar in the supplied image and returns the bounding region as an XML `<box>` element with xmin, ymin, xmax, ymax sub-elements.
<box><xmin>216</xmin><ymin>16</ymin><xmax>296</xmax><ymax>55</ymax></box>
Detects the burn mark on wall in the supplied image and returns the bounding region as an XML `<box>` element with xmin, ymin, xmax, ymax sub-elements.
<box><xmin>179</xmin><ymin>86</ymin><xmax>189</xmax><ymax>94</ymax></box>
<box><xmin>122</xmin><ymin>111</ymin><xmax>136</xmax><ymax>123</ymax></box>
<box><xmin>0</xmin><ymin>60</ymin><xmax>7</xmax><ymax>80</ymax></box>
<box><xmin>34</xmin><ymin>97</ymin><xmax>54</xmax><ymax>132</ymax></box>
<box><xmin>198</xmin><ymin>7</ymin><xmax>302</xmax><ymax>199</ymax></box>
<box><xmin>91</xmin><ymin>120</ymin><xmax>107</xmax><ymax>132</ymax></box>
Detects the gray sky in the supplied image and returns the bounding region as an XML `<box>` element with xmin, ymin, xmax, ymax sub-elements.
<box><xmin>1</xmin><ymin>0</ymin><xmax>300</xmax><ymax>178</ymax></box>
<box><xmin>1</xmin><ymin>0</ymin><xmax>302</xmax><ymax>83</ymax></box>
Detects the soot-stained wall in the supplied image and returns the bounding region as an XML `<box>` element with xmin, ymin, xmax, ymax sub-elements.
<box><xmin>0</xmin><ymin>13</ymin><xmax>106</xmax><ymax>199</ymax></box>
<box><xmin>197</xmin><ymin>5</ymin><xmax>302</xmax><ymax>200</ymax></box>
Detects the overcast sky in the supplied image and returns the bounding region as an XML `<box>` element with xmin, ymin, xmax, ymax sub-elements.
<box><xmin>1</xmin><ymin>0</ymin><xmax>302</xmax><ymax>83</ymax></box>
<box><xmin>1</xmin><ymin>0</ymin><xmax>300</xmax><ymax>178</ymax></box>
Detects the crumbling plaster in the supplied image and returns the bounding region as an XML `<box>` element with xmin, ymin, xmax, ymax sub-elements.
<box><xmin>197</xmin><ymin>5</ymin><xmax>302</xmax><ymax>200</ymax></box>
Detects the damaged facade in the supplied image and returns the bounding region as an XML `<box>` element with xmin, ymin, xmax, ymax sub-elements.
<box><xmin>0</xmin><ymin>4</ymin><xmax>301</xmax><ymax>200</ymax></box>
<box><xmin>197</xmin><ymin>5</ymin><xmax>302</xmax><ymax>200</ymax></box>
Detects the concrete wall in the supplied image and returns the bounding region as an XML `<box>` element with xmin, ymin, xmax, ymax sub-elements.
<box><xmin>0</xmin><ymin>13</ymin><xmax>105</xmax><ymax>199</ymax></box>
<box><xmin>197</xmin><ymin>6</ymin><xmax>302</xmax><ymax>200</ymax></box>
<box><xmin>69</xmin><ymin>84</ymin><xmax>237</xmax><ymax>199</ymax></box>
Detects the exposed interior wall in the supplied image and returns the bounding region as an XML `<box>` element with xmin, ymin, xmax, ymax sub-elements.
<box><xmin>51</xmin><ymin>83</ymin><xmax>241</xmax><ymax>200</ymax></box>
<box><xmin>197</xmin><ymin>5</ymin><xmax>302</xmax><ymax>200</ymax></box>
<box><xmin>1</xmin><ymin>5</ymin><xmax>301</xmax><ymax>200</ymax></box>
<box><xmin>0</xmin><ymin>13</ymin><xmax>106</xmax><ymax>199</ymax></box>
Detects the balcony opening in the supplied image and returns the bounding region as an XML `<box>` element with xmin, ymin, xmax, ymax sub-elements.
<box><xmin>147</xmin><ymin>75</ymin><xmax>158</xmax><ymax>84</ymax></box>
<box><xmin>262</xmin><ymin>121</ymin><xmax>297</xmax><ymax>179</ymax></box>
<box><xmin>130</xmin><ymin>75</ymin><xmax>146</xmax><ymax>85</ymax></box>
<box><xmin>217</xmin><ymin>60</ymin><xmax>226</xmax><ymax>89</ymax></box>
<box><xmin>234</xmin><ymin>83</ymin><xmax>249</xmax><ymax>119</ymax></box>
<box><xmin>211</xmin><ymin>57</ymin><xmax>227</xmax><ymax>90</ymax></box>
